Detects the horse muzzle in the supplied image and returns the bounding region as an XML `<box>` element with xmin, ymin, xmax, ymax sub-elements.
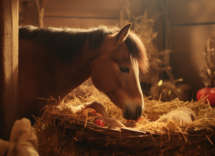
<box><xmin>123</xmin><ymin>105</ymin><xmax>144</xmax><ymax>120</ymax></box>
<box><xmin>105</xmin><ymin>90</ymin><xmax>144</xmax><ymax>120</ymax></box>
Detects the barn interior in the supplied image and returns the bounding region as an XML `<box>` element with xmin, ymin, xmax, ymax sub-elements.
<box><xmin>1</xmin><ymin>0</ymin><xmax>215</xmax><ymax>155</ymax></box>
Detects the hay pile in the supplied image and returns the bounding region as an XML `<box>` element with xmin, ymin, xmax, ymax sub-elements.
<box><xmin>34</xmin><ymin>83</ymin><xmax>215</xmax><ymax>156</ymax></box>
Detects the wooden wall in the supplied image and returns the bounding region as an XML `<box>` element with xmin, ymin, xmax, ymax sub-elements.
<box><xmin>19</xmin><ymin>0</ymin><xmax>167</xmax><ymax>93</ymax></box>
<box><xmin>20</xmin><ymin>0</ymin><xmax>158</xmax><ymax>26</ymax></box>
<box><xmin>18</xmin><ymin>0</ymin><xmax>215</xmax><ymax>100</ymax></box>
<box><xmin>168</xmin><ymin>0</ymin><xmax>215</xmax><ymax>98</ymax></box>
<box><xmin>19</xmin><ymin>0</ymin><xmax>164</xmax><ymax>49</ymax></box>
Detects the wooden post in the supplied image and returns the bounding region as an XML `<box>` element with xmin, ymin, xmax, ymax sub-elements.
<box><xmin>36</xmin><ymin>0</ymin><xmax>44</xmax><ymax>27</ymax></box>
<box><xmin>0</xmin><ymin>0</ymin><xmax>18</xmax><ymax>140</ymax></box>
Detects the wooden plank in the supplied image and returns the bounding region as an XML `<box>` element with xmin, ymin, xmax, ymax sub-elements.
<box><xmin>44</xmin><ymin>0</ymin><xmax>145</xmax><ymax>18</ymax></box>
<box><xmin>19</xmin><ymin>0</ymin><xmax>164</xmax><ymax>51</ymax></box>
<box><xmin>43</xmin><ymin>0</ymin><xmax>164</xmax><ymax>49</ymax></box>
<box><xmin>44</xmin><ymin>17</ymin><xmax>119</xmax><ymax>28</ymax></box>
<box><xmin>20</xmin><ymin>0</ymin><xmax>163</xmax><ymax>28</ymax></box>
<box><xmin>0</xmin><ymin>0</ymin><xmax>18</xmax><ymax>140</ymax></box>
<box><xmin>43</xmin><ymin>16</ymin><xmax>164</xmax><ymax>52</ymax></box>
<box><xmin>168</xmin><ymin>0</ymin><xmax>215</xmax><ymax>25</ymax></box>
<box><xmin>0</xmin><ymin>0</ymin><xmax>4</xmax><ymax>139</ymax></box>
<box><xmin>170</xmin><ymin>25</ymin><xmax>215</xmax><ymax>94</ymax></box>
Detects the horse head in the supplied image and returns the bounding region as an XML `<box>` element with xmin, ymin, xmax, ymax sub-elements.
<box><xmin>91</xmin><ymin>24</ymin><xmax>148</xmax><ymax>120</ymax></box>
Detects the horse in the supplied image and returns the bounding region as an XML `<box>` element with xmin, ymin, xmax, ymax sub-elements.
<box><xmin>18</xmin><ymin>24</ymin><xmax>148</xmax><ymax>123</ymax></box>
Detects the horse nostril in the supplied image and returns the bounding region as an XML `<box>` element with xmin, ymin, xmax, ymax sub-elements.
<box><xmin>137</xmin><ymin>107</ymin><xmax>142</xmax><ymax>118</ymax></box>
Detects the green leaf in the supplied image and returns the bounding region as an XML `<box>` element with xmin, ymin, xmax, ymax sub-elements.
<box><xmin>158</xmin><ymin>80</ymin><xmax>163</xmax><ymax>86</ymax></box>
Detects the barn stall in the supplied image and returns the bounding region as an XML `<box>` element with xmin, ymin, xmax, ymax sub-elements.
<box><xmin>0</xmin><ymin>0</ymin><xmax>215</xmax><ymax>155</ymax></box>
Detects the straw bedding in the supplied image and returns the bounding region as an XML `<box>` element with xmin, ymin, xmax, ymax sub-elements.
<box><xmin>34</xmin><ymin>84</ymin><xmax>215</xmax><ymax>156</ymax></box>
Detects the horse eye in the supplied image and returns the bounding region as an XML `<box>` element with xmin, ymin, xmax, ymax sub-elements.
<box><xmin>120</xmin><ymin>67</ymin><xmax>130</xmax><ymax>73</ymax></box>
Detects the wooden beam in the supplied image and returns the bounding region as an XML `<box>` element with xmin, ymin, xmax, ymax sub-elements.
<box><xmin>44</xmin><ymin>0</ymin><xmax>144</xmax><ymax>18</ymax></box>
<box><xmin>0</xmin><ymin>0</ymin><xmax>18</xmax><ymax>140</ymax></box>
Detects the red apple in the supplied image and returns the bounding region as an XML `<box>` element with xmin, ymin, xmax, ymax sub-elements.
<box><xmin>94</xmin><ymin>119</ymin><xmax>104</xmax><ymax>127</ymax></box>
<box><xmin>196</xmin><ymin>88</ymin><xmax>215</xmax><ymax>105</ymax></box>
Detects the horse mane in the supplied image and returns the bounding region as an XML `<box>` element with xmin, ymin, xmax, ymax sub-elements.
<box><xmin>19</xmin><ymin>25</ymin><xmax>148</xmax><ymax>71</ymax></box>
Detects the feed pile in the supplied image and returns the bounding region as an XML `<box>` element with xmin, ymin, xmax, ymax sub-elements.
<box><xmin>34</xmin><ymin>84</ymin><xmax>215</xmax><ymax>156</ymax></box>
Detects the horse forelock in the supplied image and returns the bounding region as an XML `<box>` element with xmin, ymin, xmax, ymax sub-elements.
<box><xmin>125</xmin><ymin>33</ymin><xmax>148</xmax><ymax>73</ymax></box>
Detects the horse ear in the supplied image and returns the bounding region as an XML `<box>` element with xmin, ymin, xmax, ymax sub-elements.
<box><xmin>114</xmin><ymin>23</ymin><xmax>132</xmax><ymax>46</ymax></box>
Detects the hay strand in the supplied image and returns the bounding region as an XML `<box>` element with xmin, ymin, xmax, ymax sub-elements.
<box><xmin>34</xmin><ymin>81</ymin><xmax>215</xmax><ymax>156</ymax></box>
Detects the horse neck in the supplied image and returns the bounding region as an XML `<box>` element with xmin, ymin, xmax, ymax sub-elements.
<box><xmin>55</xmin><ymin>41</ymin><xmax>99</xmax><ymax>99</ymax></box>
